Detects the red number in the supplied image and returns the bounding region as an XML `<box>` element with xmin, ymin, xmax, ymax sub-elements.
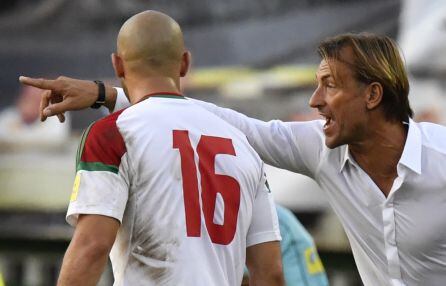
<box><xmin>197</xmin><ymin>135</ymin><xmax>241</xmax><ymax>245</ymax></box>
<box><xmin>173</xmin><ymin>130</ymin><xmax>241</xmax><ymax>245</ymax></box>
<box><xmin>173</xmin><ymin>130</ymin><xmax>201</xmax><ymax>237</ymax></box>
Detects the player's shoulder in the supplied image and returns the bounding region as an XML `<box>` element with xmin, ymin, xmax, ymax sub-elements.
<box><xmin>84</xmin><ymin>108</ymin><xmax>127</xmax><ymax>139</ymax></box>
<box><xmin>77</xmin><ymin>109</ymin><xmax>127</xmax><ymax>169</ymax></box>
<box><xmin>93</xmin><ymin>108</ymin><xmax>127</xmax><ymax>130</ymax></box>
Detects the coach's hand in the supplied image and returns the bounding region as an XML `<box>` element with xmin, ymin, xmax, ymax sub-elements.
<box><xmin>19</xmin><ymin>76</ymin><xmax>117</xmax><ymax>122</ymax></box>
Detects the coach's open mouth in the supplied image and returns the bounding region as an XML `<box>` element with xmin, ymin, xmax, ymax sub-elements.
<box><xmin>321</xmin><ymin>113</ymin><xmax>335</xmax><ymax>134</ymax></box>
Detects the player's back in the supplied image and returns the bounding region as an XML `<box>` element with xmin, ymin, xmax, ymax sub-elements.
<box><xmin>111</xmin><ymin>95</ymin><xmax>275</xmax><ymax>286</ymax></box>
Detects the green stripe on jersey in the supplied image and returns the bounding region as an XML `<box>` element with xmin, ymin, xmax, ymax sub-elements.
<box><xmin>76</xmin><ymin>122</ymin><xmax>94</xmax><ymax>169</ymax></box>
<box><xmin>150</xmin><ymin>95</ymin><xmax>186</xmax><ymax>99</ymax></box>
<box><xmin>77</xmin><ymin>161</ymin><xmax>119</xmax><ymax>174</ymax></box>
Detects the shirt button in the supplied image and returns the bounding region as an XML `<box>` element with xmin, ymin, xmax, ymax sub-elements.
<box><xmin>387</xmin><ymin>239</ymin><xmax>396</xmax><ymax>247</ymax></box>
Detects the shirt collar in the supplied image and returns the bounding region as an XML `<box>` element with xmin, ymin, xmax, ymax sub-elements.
<box><xmin>339</xmin><ymin>145</ymin><xmax>352</xmax><ymax>172</ymax></box>
<box><xmin>398</xmin><ymin>118</ymin><xmax>422</xmax><ymax>174</ymax></box>
<box><xmin>339</xmin><ymin>119</ymin><xmax>422</xmax><ymax>174</ymax></box>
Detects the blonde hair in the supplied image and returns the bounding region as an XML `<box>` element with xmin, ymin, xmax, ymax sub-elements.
<box><xmin>317</xmin><ymin>33</ymin><xmax>413</xmax><ymax>122</ymax></box>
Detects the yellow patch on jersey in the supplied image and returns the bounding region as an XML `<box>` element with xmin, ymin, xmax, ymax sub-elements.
<box><xmin>0</xmin><ymin>272</ymin><xmax>5</xmax><ymax>286</ymax></box>
<box><xmin>304</xmin><ymin>246</ymin><xmax>325</xmax><ymax>275</ymax></box>
<box><xmin>70</xmin><ymin>173</ymin><xmax>81</xmax><ymax>202</ymax></box>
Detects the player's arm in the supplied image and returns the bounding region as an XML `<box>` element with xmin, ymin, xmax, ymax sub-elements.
<box><xmin>246</xmin><ymin>241</ymin><xmax>284</xmax><ymax>286</ymax></box>
<box><xmin>61</xmin><ymin>111</ymin><xmax>129</xmax><ymax>285</ymax></box>
<box><xmin>58</xmin><ymin>214</ymin><xmax>119</xmax><ymax>286</ymax></box>
<box><xmin>246</xmin><ymin>168</ymin><xmax>284</xmax><ymax>285</ymax></box>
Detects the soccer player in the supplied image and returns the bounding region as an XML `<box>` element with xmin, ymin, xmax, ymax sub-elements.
<box><xmin>39</xmin><ymin>11</ymin><xmax>284</xmax><ymax>286</ymax></box>
<box><xmin>20</xmin><ymin>33</ymin><xmax>446</xmax><ymax>286</ymax></box>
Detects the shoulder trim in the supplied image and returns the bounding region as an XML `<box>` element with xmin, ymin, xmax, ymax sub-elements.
<box><xmin>77</xmin><ymin>161</ymin><xmax>119</xmax><ymax>174</ymax></box>
<box><xmin>76</xmin><ymin>109</ymin><xmax>127</xmax><ymax>173</ymax></box>
<box><xmin>76</xmin><ymin>122</ymin><xmax>94</xmax><ymax>168</ymax></box>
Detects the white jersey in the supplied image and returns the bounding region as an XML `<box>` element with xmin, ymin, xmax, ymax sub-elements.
<box><xmin>66</xmin><ymin>93</ymin><xmax>281</xmax><ymax>286</ymax></box>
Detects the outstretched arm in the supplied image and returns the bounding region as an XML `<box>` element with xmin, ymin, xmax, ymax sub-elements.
<box><xmin>19</xmin><ymin>75</ymin><xmax>323</xmax><ymax>175</ymax></box>
<box><xmin>58</xmin><ymin>214</ymin><xmax>119</xmax><ymax>286</ymax></box>
<box><xmin>191</xmin><ymin>99</ymin><xmax>324</xmax><ymax>175</ymax></box>
<box><xmin>19</xmin><ymin>76</ymin><xmax>118</xmax><ymax>122</ymax></box>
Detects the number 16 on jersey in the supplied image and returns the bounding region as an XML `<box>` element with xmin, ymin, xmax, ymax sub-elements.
<box><xmin>173</xmin><ymin>130</ymin><xmax>241</xmax><ymax>245</ymax></box>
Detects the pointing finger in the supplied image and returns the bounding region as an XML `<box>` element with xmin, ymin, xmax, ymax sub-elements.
<box><xmin>19</xmin><ymin>76</ymin><xmax>58</xmax><ymax>91</ymax></box>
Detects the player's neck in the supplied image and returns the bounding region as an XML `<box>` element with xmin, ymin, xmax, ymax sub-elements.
<box><xmin>125</xmin><ymin>76</ymin><xmax>181</xmax><ymax>104</ymax></box>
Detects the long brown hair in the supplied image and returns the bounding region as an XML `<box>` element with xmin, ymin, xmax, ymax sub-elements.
<box><xmin>317</xmin><ymin>33</ymin><xmax>413</xmax><ymax>122</ymax></box>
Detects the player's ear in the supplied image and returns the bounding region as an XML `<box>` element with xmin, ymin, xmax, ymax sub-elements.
<box><xmin>111</xmin><ymin>53</ymin><xmax>125</xmax><ymax>78</ymax></box>
<box><xmin>180</xmin><ymin>51</ymin><xmax>191</xmax><ymax>77</ymax></box>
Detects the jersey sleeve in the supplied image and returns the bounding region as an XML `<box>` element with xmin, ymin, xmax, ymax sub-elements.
<box><xmin>66</xmin><ymin>109</ymin><xmax>130</xmax><ymax>226</ymax></box>
<box><xmin>246</xmin><ymin>169</ymin><xmax>281</xmax><ymax>247</ymax></box>
<box><xmin>191</xmin><ymin>99</ymin><xmax>325</xmax><ymax>178</ymax></box>
<box><xmin>113</xmin><ymin>88</ymin><xmax>131</xmax><ymax>112</ymax></box>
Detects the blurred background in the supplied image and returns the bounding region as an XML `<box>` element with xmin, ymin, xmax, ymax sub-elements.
<box><xmin>0</xmin><ymin>0</ymin><xmax>445</xmax><ymax>285</ymax></box>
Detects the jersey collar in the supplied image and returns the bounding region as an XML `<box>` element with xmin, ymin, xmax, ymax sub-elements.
<box><xmin>137</xmin><ymin>92</ymin><xmax>186</xmax><ymax>103</ymax></box>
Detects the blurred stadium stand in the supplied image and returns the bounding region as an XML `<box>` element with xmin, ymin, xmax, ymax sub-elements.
<box><xmin>0</xmin><ymin>0</ymin><xmax>400</xmax><ymax>127</ymax></box>
<box><xmin>0</xmin><ymin>0</ymin><xmax>406</xmax><ymax>285</ymax></box>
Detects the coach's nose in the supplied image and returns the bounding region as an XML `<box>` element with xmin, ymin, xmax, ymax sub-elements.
<box><xmin>309</xmin><ymin>85</ymin><xmax>325</xmax><ymax>110</ymax></box>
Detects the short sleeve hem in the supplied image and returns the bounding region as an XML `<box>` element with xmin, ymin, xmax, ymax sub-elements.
<box><xmin>247</xmin><ymin>231</ymin><xmax>282</xmax><ymax>247</ymax></box>
<box><xmin>66</xmin><ymin>207</ymin><xmax>124</xmax><ymax>227</ymax></box>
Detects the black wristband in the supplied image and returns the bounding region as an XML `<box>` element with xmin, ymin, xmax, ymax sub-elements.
<box><xmin>91</xmin><ymin>80</ymin><xmax>106</xmax><ymax>109</ymax></box>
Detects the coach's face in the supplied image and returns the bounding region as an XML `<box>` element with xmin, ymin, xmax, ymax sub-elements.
<box><xmin>309</xmin><ymin>50</ymin><xmax>370</xmax><ymax>149</ymax></box>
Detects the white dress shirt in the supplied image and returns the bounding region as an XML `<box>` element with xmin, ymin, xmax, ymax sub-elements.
<box><xmin>115</xmin><ymin>89</ymin><xmax>446</xmax><ymax>286</ymax></box>
<box><xmin>191</xmin><ymin>100</ymin><xmax>446</xmax><ymax>286</ymax></box>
